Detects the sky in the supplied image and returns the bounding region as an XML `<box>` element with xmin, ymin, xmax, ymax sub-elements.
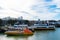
<box><xmin>0</xmin><ymin>0</ymin><xmax>60</xmax><ymax>20</ymax></box>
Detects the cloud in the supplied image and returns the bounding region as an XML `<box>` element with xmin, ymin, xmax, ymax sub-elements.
<box><xmin>31</xmin><ymin>0</ymin><xmax>60</xmax><ymax>20</ymax></box>
<box><xmin>0</xmin><ymin>0</ymin><xmax>60</xmax><ymax>20</ymax></box>
<box><xmin>0</xmin><ymin>7</ymin><xmax>3</xmax><ymax>10</ymax></box>
<box><xmin>0</xmin><ymin>0</ymin><xmax>36</xmax><ymax>20</ymax></box>
<box><xmin>44</xmin><ymin>0</ymin><xmax>53</xmax><ymax>2</ymax></box>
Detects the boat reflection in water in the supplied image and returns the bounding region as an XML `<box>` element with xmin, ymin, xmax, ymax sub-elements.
<box><xmin>7</xmin><ymin>35</ymin><xmax>33</xmax><ymax>40</ymax></box>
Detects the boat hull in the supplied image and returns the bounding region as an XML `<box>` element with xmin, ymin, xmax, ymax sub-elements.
<box><xmin>5</xmin><ymin>31</ymin><xmax>33</xmax><ymax>36</ymax></box>
<box><xmin>34</xmin><ymin>27</ymin><xmax>55</xmax><ymax>30</ymax></box>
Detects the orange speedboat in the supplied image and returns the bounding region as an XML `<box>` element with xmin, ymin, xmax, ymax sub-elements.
<box><xmin>5</xmin><ymin>27</ymin><xmax>33</xmax><ymax>36</ymax></box>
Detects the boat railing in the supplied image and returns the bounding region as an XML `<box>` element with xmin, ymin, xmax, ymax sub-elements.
<box><xmin>30</xmin><ymin>25</ymin><xmax>55</xmax><ymax>29</ymax></box>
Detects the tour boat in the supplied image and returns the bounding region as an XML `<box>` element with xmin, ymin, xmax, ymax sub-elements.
<box><xmin>31</xmin><ymin>24</ymin><xmax>55</xmax><ymax>30</ymax></box>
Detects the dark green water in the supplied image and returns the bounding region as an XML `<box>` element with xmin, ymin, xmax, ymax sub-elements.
<box><xmin>0</xmin><ymin>28</ymin><xmax>60</xmax><ymax>40</ymax></box>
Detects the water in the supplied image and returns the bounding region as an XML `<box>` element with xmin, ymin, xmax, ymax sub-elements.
<box><xmin>0</xmin><ymin>28</ymin><xmax>60</xmax><ymax>40</ymax></box>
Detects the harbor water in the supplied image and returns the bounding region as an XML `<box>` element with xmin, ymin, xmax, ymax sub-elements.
<box><xmin>0</xmin><ymin>28</ymin><xmax>60</xmax><ymax>40</ymax></box>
